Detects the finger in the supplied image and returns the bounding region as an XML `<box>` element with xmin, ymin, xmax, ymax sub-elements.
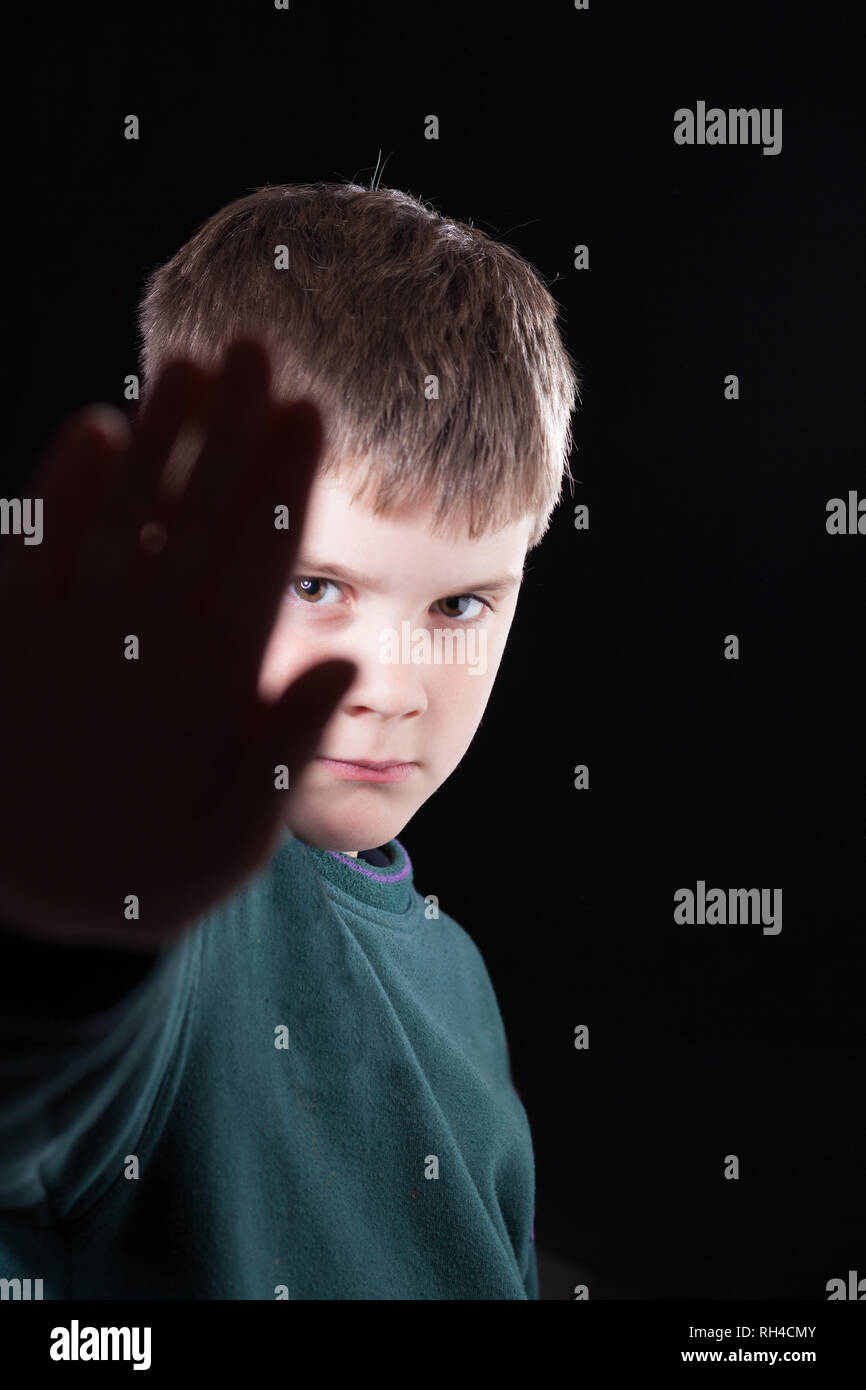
<box><xmin>265</xmin><ymin>659</ymin><xmax>358</xmax><ymax>784</ymax></box>
<box><xmin>204</xmin><ymin>659</ymin><xmax>358</xmax><ymax>874</ymax></box>
<box><xmin>0</xmin><ymin>407</ymin><xmax>130</xmax><ymax>611</ymax></box>
<box><xmin>121</xmin><ymin>358</ymin><xmax>213</xmax><ymax>521</ymax></box>
<box><xmin>71</xmin><ymin>360</ymin><xmax>212</xmax><ymax>596</ymax></box>
<box><xmin>191</xmin><ymin>399</ymin><xmax>325</xmax><ymax>701</ymax></box>
<box><xmin>155</xmin><ymin>340</ymin><xmax>273</xmax><ymax>596</ymax></box>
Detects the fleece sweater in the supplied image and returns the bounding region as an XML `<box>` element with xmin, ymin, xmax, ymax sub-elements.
<box><xmin>0</xmin><ymin>831</ymin><xmax>538</xmax><ymax>1299</ymax></box>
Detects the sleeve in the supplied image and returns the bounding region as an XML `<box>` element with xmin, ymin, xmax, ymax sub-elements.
<box><xmin>0</xmin><ymin>921</ymin><xmax>199</xmax><ymax>1219</ymax></box>
<box><xmin>523</xmin><ymin>1241</ymin><xmax>539</xmax><ymax>1299</ymax></box>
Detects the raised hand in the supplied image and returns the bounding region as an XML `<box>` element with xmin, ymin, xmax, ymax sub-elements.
<box><xmin>0</xmin><ymin>340</ymin><xmax>356</xmax><ymax>949</ymax></box>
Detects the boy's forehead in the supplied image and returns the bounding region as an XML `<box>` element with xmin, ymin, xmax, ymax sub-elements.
<box><xmin>309</xmin><ymin>471</ymin><xmax>453</xmax><ymax>533</ymax></box>
<box><xmin>301</xmin><ymin>471</ymin><xmax>530</xmax><ymax>584</ymax></box>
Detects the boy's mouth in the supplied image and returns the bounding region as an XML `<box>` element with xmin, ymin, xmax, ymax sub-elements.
<box><xmin>315</xmin><ymin>757</ymin><xmax>418</xmax><ymax>783</ymax></box>
<box><xmin>327</xmin><ymin>759</ymin><xmax>410</xmax><ymax>768</ymax></box>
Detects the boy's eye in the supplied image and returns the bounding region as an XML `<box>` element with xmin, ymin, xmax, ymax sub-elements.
<box><xmin>288</xmin><ymin>578</ymin><xmax>490</xmax><ymax>623</ymax></box>
<box><xmin>434</xmin><ymin>595</ymin><xmax>487</xmax><ymax>622</ymax></box>
<box><xmin>291</xmin><ymin>577</ymin><xmax>340</xmax><ymax>605</ymax></box>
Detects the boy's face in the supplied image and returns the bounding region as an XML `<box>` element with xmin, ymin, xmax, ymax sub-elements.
<box><xmin>260</xmin><ymin>470</ymin><xmax>532</xmax><ymax>855</ymax></box>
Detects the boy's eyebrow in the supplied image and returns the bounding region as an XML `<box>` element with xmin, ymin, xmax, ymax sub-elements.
<box><xmin>293</xmin><ymin>557</ymin><xmax>525</xmax><ymax>593</ymax></box>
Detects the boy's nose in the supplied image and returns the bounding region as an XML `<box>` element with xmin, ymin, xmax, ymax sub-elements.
<box><xmin>338</xmin><ymin>656</ymin><xmax>429</xmax><ymax>723</ymax></box>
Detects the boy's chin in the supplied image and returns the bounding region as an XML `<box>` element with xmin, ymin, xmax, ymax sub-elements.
<box><xmin>282</xmin><ymin>809</ymin><xmax>407</xmax><ymax>853</ymax></box>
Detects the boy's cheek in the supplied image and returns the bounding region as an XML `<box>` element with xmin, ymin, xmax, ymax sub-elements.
<box><xmin>258</xmin><ymin>624</ymin><xmax>505</xmax><ymax>706</ymax></box>
<box><xmin>257</xmin><ymin>625</ymin><xmax>319</xmax><ymax>698</ymax></box>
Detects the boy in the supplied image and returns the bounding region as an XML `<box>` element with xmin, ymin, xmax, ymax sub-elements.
<box><xmin>0</xmin><ymin>182</ymin><xmax>580</xmax><ymax>1299</ymax></box>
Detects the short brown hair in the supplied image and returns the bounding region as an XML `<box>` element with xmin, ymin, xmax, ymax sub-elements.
<box><xmin>137</xmin><ymin>182</ymin><xmax>582</xmax><ymax>549</ymax></box>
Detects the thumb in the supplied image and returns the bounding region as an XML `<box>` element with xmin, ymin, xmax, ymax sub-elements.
<box><xmin>228</xmin><ymin>659</ymin><xmax>358</xmax><ymax>860</ymax></box>
<box><xmin>263</xmin><ymin>659</ymin><xmax>358</xmax><ymax>776</ymax></box>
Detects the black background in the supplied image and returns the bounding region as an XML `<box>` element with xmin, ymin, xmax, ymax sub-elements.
<box><xmin>3</xmin><ymin>0</ymin><xmax>864</xmax><ymax>1298</ymax></box>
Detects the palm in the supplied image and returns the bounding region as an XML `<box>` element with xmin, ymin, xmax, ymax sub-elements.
<box><xmin>0</xmin><ymin>342</ymin><xmax>355</xmax><ymax>948</ymax></box>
